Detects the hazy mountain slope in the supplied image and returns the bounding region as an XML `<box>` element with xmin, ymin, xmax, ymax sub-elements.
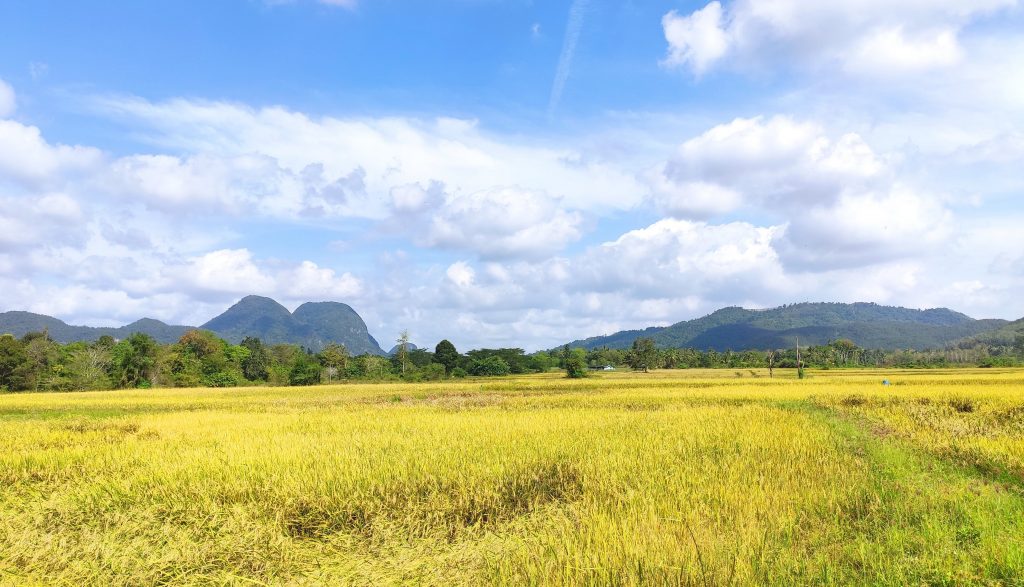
<box><xmin>566</xmin><ymin>303</ymin><xmax>1009</xmax><ymax>351</ymax></box>
<box><xmin>957</xmin><ymin>317</ymin><xmax>1024</xmax><ymax>347</ymax></box>
<box><xmin>199</xmin><ymin>295</ymin><xmax>384</xmax><ymax>354</ymax></box>
<box><xmin>200</xmin><ymin>296</ymin><xmax>306</xmax><ymax>344</ymax></box>
<box><xmin>387</xmin><ymin>343</ymin><xmax>419</xmax><ymax>355</ymax></box>
<box><xmin>1</xmin><ymin>296</ymin><xmax>385</xmax><ymax>354</ymax></box>
<box><xmin>292</xmin><ymin>302</ymin><xmax>384</xmax><ymax>356</ymax></box>
<box><xmin>0</xmin><ymin>311</ymin><xmax>191</xmax><ymax>344</ymax></box>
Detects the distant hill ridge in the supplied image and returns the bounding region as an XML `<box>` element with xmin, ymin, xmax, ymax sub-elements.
<box><xmin>0</xmin><ymin>295</ymin><xmax>384</xmax><ymax>355</ymax></box>
<box><xmin>565</xmin><ymin>302</ymin><xmax>1010</xmax><ymax>352</ymax></box>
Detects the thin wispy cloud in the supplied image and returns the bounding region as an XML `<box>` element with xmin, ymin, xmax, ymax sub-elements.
<box><xmin>548</xmin><ymin>0</ymin><xmax>591</xmax><ymax>117</ymax></box>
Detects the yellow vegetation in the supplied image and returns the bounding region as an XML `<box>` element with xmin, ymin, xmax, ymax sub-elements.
<box><xmin>1</xmin><ymin>369</ymin><xmax>1023</xmax><ymax>585</ymax></box>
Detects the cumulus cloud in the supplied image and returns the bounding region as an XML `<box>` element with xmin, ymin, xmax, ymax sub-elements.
<box><xmin>661</xmin><ymin>3</ymin><xmax>729</xmax><ymax>75</ymax></box>
<box><xmin>1</xmin><ymin>80</ymin><xmax>1020</xmax><ymax>350</ymax></box>
<box><xmin>92</xmin><ymin>96</ymin><xmax>647</xmax><ymax>217</ymax></box>
<box><xmin>573</xmin><ymin>218</ymin><xmax>787</xmax><ymax>300</ymax></box>
<box><xmin>775</xmin><ymin>189</ymin><xmax>953</xmax><ymax>270</ymax></box>
<box><xmin>647</xmin><ymin>115</ymin><xmax>950</xmax><ymax>270</ymax></box>
<box><xmin>0</xmin><ymin>193</ymin><xmax>86</xmax><ymax>252</ymax></box>
<box><xmin>845</xmin><ymin>27</ymin><xmax>963</xmax><ymax>75</ymax></box>
<box><xmin>0</xmin><ymin>120</ymin><xmax>103</xmax><ymax>188</ymax></box>
<box><xmin>386</xmin><ymin>183</ymin><xmax>584</xmax><ymax>258</ymax></box>
<box><xmin>661</xmin><ymin>0</ymin><xmax>1015</xmax><ymax>77</ymax></box>
<box><xmin>425</xmin><ymin>188</ymin><xmax>584</xmax><ymax>259</ymax></box>
<box><xmin>651</xmin><ymin>116</ymin><xmax>888</xmax><ymax>212</ymax></box>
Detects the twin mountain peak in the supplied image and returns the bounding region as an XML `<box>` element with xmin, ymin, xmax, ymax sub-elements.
<box><xmin>0</xmin><ymin>295</ymin><xmax>383</xmax><ymax>355</ymax></box>
<box><xmin>0</xmin><ymin>299</ymin><xmax>1019</xmax><ymax>353</ymax></box>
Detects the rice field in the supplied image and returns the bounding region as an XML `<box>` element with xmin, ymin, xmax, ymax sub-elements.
<box><xmin>2</xmin><ymin>369</ymin><xmax>1023</xmax><ymax>585</ymax></box>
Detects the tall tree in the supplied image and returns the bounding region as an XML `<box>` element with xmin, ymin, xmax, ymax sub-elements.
<box><xmin>240</xmin><ymin>336</ymin><xmax>270</xmax><ymax>381</ymax></box>
<box><xmin>319</xmin><ymin>343</ymin><xmax>349</xmax><ymax>383</ymax></box>
<box><xmin>0</xmin><ymin>334</ymin><xmax>30</xmax><ymax>391</ymax></box>
<box><xmin>766</xmin><ymin>350</ymin><xmax>777</xmax><ymax>378</ymax></box>
<box><xmin>21</xmin><ymin>331</ymin><xmax>58</xmax><ymax>391</ymax></box>
<box><xmin>434</xmin><ymin>339</ymin><xmax>460</xmax><ymax>375</ymax></box>
<box><xmin>111</xmin><ymin>333</ymin><xmax>159</xmax><ymax>388</ymax></box>
<box><xmin>395</xmin><ymin>330</ymin><xmax>410</xmax><ymax>375</ymax></box>
<box><xmin>289</xmin><ymin>350</ymin><xmax>321</xmax><ymax>386</ymax></box>
<box><xmin>68</xmin><ymin>343</ymin><xmax>113</xmax><ymax>391</ymax></box>
<box><xmin>564</xmin><ymin>349</ymin><xmax>588</xmax><ymax>379</ymax></box>
<box><xmin>625</xmin><ymin>338</ymin><xmax>658</xmax><ymax>373</ymax></box>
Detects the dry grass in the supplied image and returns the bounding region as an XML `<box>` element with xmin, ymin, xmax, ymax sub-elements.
<box><xmin>1</xmin><ymin>369</ymin><xmax>1023</xmax><ymax>585</ymax></box>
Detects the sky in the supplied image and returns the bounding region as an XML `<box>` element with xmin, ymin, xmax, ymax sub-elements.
<box><xmin>1</xmin><ymin>0</ymin><xmax>1023</xmax><ymax>351</ymax></box>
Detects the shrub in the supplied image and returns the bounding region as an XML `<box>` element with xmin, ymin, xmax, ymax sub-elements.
<box><xmin>565</xmin><ymin>356</ymin><xmax>588</xmax><ymax>379</ymax></box>
<box><xmin>469</xmin><ymin>356</ymin><xmax>511</xmax><ymax>377</ymax></box>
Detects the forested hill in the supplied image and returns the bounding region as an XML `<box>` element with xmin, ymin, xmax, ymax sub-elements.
<box><xmin>0</xmin><ymin>295</ymin><xmax>385</xmax><ymax>355</ymax></box>
<box><xmin>200</xmin><ymin>296</ymin><xmax>384</xmax><ymax>356</ymax></box>
<box><xmin>565</xmin><ymin>302</ymin><xmax>1011</xmax><ymax>351</ymax></box>
<box><xmin>957</xmin><ymin>317</ymin><xmax>1024</xmax><ymax>347</ymax></box>
<box><xmin>0</xmin><ymin>312</ymin><xmax>194</xmax><ymax>345</ymax></box>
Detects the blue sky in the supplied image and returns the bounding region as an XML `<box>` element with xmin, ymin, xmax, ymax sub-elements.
<box><xmin>1</xmin><ymin>0</ymin><xmax>1023</xmax><ymax>350</ymax></box>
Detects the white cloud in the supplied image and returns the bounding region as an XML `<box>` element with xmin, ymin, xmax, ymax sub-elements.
<box><xmin>175</xmin><ymin>249</ymin><xmax>276</xmax><ymax>297</ymax></box>
<box><xmin>0</xmin><ymin>79</ymin><xmax>15</xmax><ymax>118</ymax></box>
<box><xmin>845</xmin><ymin>26</ymin><xmax>963</xmax><ymax>75</ymax></box>
<box><xmin>648</xmin><ymin>178</ymin><xmax>742</xmax><ymax>219</ymax></box>
<box><xmin>91</xmin><ymin>96</ymin><xmax>646</xmax><ymax>224</ymax></box>
<box><xmin>661</xmin><ymin>3</ymin><xmax>729</xmax><ymax>75</ymax></box>
<box><xmin>282</xmin><ymin>261</ymin><xmax>362</xmax><ymax>300</ymax></box>
<box><xmin>424</xmin><ymin>187</ymin><xmax>584</xmax><ymax>259</ymax></box>
<box><xmin>446</xmin><ymin>261</ymin><xmax>475</xmax><ymax>288</ymax></box>
<box><xmin>776</xmin><ymin>189</ymin><xmax>952</xmax><ymax>270</ymax></box>
<box><xmin>661</xmin><ymin>0</ymin><xmax>1016</xmax><ymax>77</ymax></box>
<box><xmin>651</xmin><ymin>116</ymin><xmax>888</xmax><ymax>212</ymax></box>
<box><xmin>574</xmin><ymin>218</ymin><xmax>787</xmax><ymax>300</ymax></box>
<box><xmin>649</xmin><ymin>115</ymin><xmax>954</xmax><ymax>271</ymax></box>
<box><xmin>0</xmin><ymin>193</ymin><xmax>86</xmax><ymax>252</ymax></box>
<box><xmin>0</xmin><ymin>120</ymin><xmax>103</xmax><ymax>188</ymax></box>
<box><xmin>1</xmin><ymin>82</ymin><xmax>1020</xmax><ymax>350</ymax></box>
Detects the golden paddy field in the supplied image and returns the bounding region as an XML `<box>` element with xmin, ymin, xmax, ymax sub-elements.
<box><xmin>2</xmin><ymin>369</ymin><xmax>1023</xmax><ymax>585</ymax></box>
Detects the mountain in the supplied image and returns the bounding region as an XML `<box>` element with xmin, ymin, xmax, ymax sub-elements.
<box><xmin>0</xmin><ymin>295</ymin><xmax>385</xmax><ymax>354</ymax></box>
<box><xmin>956</xmin><ymin>317</ymin><xmax>1024</xmax><ymax>347</ymax></box>
<box><xmin>200</xmin><ymin>296</ymin><xmax>384</xmax><ymax>354</ymax></box>
<box><xmin>565</xmin><ymin>302</ymin><xmax>1010</xmax><ymax>352</ymax></box>
<box><xmin>290</xmin><ymin>301</ymin><xmax>383</xmax><ymax>356</ymax></box>
<box><xmin>0</xmin><ymin>311</ymin><xmax>191</xmax><ymax>344</ymax></box>
<box><xmin>200</xmin><ymin>296</ymin><xmax>299</xmax><ymax>344</ymax></box>
<box><xmin>387</xmin><ymin>342</ymin><xmax>419</xmax><ymax>355</ymax></box>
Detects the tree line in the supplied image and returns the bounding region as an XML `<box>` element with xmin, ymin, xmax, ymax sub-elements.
<box><xmin>598</xmin><ymin>336</ymin><xmax>1024</xmax><ymax>372</ymax></box>
<box><xmin>0</xmin><ymin>329</ymin><xmax>571</xmax><ymax>392</ymax></box>
<box><xmin>1</xmin><ymin>329</ymin><xmax>1021</xmax><ymax>392</ymax></box>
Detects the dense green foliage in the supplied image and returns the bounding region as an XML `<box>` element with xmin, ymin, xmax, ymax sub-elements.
<box><xmin>0</xmin><ymin>330</ymin><xmax>566</xmax><ymax>391</ymax></box>
<box><xmin>434</xmin><ymin>339</ymin><xmax>459</xmax><ymax>375</ymax></box>
<box><xmin>566</xmin><ymin>302</ymin><xmax>1011</xmax><ymax>351</ymax></box>
<box><xmin>2</xmin><ymin>324</ymin><xmax>1022</xmax><ymax>392</ymax></box>
<box><xmin>588</xmin><ymin>337</ymin><xmax>1023</xmax><ymax>372</ymax></box>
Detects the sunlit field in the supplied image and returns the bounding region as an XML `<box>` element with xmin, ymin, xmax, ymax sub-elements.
<box><xmin>2</xmin><ymin>369</ymin><xmax>1024</xmax><ymax>585</ymax></box>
